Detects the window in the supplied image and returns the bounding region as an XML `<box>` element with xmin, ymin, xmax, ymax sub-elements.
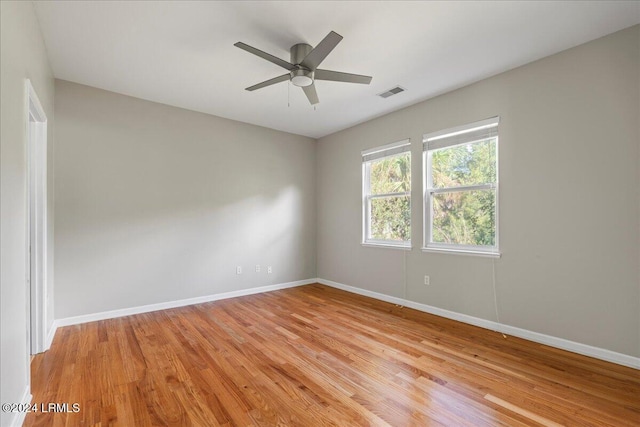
<box><xmin>362</xmin><ymin>139</ymin><xmax>411</xmax><ymax>248</ymax></box>
<box><xmin>423</xmin><ymin>117</ymin><xmax>499</xmax><ymax>256</ymax></box>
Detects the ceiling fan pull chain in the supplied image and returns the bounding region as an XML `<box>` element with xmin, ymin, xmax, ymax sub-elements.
<box><xmin>288</xmin><ymin>81</ymin><xmax>290</xmax><ymax>107</ymax></box>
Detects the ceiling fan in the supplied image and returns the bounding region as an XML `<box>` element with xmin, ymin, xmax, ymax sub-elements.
<box><xmin>234</xmin><ymin>31</ymin><xmax>372</xmax><ymax>105</ymax></box>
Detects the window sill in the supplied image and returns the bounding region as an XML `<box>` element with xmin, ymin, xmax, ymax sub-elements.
<box><xmin>362</xmin><ymin>242</ymin><xmax>412</xmax><ymax>251</ymax></box>
<box><xmin>421</xmin><ymin>247</ymin><xmax>501</xmax><ymax>258</ymax></box>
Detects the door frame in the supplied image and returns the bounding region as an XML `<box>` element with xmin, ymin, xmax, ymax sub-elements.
<box><xmin>25</xmin><ymin>79</ymin><xmax>48</xmax><ymax>355</ymax></box>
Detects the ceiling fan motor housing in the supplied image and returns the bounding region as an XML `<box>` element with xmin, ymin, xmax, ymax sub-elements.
<box><xmin>290</xmin><ymin>43</ymin><xmax>312</xmax><ymax>65</ymax></box>
<box><xmin>290</xmin><ymin>43</ymin><xmax>314</xmax><ymax>87</ymax></box>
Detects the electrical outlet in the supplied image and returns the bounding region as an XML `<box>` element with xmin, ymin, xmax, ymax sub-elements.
<box><xmin>256</xmin><ymin>265</ymin><xmax>261</xmax><ymax>273</ymax></box>
<box><xmin>267</xmin><ymin>266</ymin><xmax>272</xmax><ymax>274</ymax></box>
<box><xmin>424</xmin><ymin>275</ymin><xmax>430</xmax><ymax>285</ymax></box>
<box><xmin>236</xmin><ymin>266</ymin><xmax>242</xmax><ymax>274</ymax></box>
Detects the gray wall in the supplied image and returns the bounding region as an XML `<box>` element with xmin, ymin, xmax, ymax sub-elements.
<box><xmin>54</xmin><ymin>81</ymin><xmax>316</xmax><ymax>318</ymax></box>
<box><xmin>1</xmin><ymin>1</ymin><xmax>55</xmax><ymax>425</ymax></box>
<box><xmin>317</xmin><ymin>26</ymin><xmax>640</xmax><ymax>357</ymax></box>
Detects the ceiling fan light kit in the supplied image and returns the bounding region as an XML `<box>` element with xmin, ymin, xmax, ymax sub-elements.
<box><xmin>234</xmin><ymin>31</ymin><xmax>372</xmax><ymax>105</ymax></box>
<box><xmin>290</xmin><ymin>69</ymin><xmax>314</xmax><ymax>87</ymax></box>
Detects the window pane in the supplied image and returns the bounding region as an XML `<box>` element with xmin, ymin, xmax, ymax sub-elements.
<box><xmin>370</xmin><ymin>152</ymin><xmax>411</xmax><ymax>195</ymax></box>
<box><xmin>432</xmin><ymin>189</ymin><xmax>495</xmax><ymax>246</ymax></box>
<box><xmin>431</xmin><ymin>139</ymin><xmax>496</xmax><ymax>188</ymax></box>
<box><xmin>370</xmin><ymin>195</ymin><xmax>411</xmax><ymax>241</ymax></box>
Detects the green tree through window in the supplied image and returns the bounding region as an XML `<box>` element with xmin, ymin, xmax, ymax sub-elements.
<box><xmin>431</xmin><ymin>140</ymin><xmax>496</xmax><ymax>246</ymax></box>
<box><xmin>363</xmin><ymin>140</ymin><xmax>411</xmax><ymax>246</ymax></box>
<box><xmin>424</xmin><ymin>118</ymin><xmax>499</xmax><ymax>254</ymax></box>
<box><xmin>369</xmin><ymin>153</ymin><xmax>411</xmax><ymax>241</ymax></box>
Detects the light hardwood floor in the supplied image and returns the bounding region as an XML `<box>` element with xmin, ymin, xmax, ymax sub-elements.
<box><xmin>25</xmin><ymin>284</ymin><xmax>640</xmax><ymax>426</ymax></box>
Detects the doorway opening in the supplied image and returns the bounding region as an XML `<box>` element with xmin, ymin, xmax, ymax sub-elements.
<box><xmin>26</xmin><ymin>79</ymin><xmax>48</xmax><ymax>356</ymax></box>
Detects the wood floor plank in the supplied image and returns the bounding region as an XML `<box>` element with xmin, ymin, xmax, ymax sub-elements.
<box><xmin>484</xmin><ymin>394</ymin><xmax>564</xmax><ymax>427</ymax></box>
<box><xmin>25</xmin><ymin>284</ymin><xmax>640</xmax><ymax>426</ymax></box>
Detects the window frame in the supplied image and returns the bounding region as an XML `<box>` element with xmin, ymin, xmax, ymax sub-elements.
<box><xmin>362</xmin><ymin>139</ymin><xmax>412</xmax><ymax>249</ymax></box>
<box><xmin>422</xmin><ymin>118</ymin><xmax>500</xmax><ymax>257</ymax></box>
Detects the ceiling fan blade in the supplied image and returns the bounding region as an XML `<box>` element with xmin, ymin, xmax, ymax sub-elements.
<box><xmin>245</xmin><ymin>74</ymin><xmax>290</xmax><ymax>91</ymax></box>
<box><xmin>301</xmin><ymin>31</ymin><xmax>343</xmax><ymax>70</ymax></box>
<box><xmin>234</xmin><ymin>42</ymin><xmax>295</xmax><ymax>70</ymax></box>
<box><xmin>315</xmin><ymin>69</ymin><xmax>372</xmax><ymax>84</ymax></box>
<box><xmin>302</xmin><ymin>84</ymin><xmax>319</xmax><ymax>105</ymax></box>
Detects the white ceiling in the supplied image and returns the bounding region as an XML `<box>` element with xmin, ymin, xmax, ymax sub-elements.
<box><xmin>34</xmin><ymin>1</ymin><xmax>640</xmax><ymax>139</ymax></box>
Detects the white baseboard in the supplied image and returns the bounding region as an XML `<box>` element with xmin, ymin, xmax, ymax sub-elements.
<box><xmin>7</xmin><ymin>386</ymin><xmax>32</xmax><ymax>427</ymax></box>
<box><xmin>53</xmin><ymin>279</ymin><xmax>315</xmax><ymax>329</ymax></box>
<box><xmin>317</xmin><ymin>278</ymin><xmax>640</xmax><ymax>370</ymax></box>
<box><xmin>48</xmin><ymin>277</ymin><xmax>639</xmax><ymax>370</ymax></box>
<box><xmin>44</xmin><ymin>321</ymin><xmax>58</xmax><ymax>351</ymax></box>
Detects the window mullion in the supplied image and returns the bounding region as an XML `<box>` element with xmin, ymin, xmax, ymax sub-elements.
<box><xmin>369</xmin><ymin>191</ymin><xmax>411</xmax><ymax>199</ymax></box>
<box><xmin>428</xmin><ymin>183</ymin><xmax>496</xmax><ymax>194</ymax></box>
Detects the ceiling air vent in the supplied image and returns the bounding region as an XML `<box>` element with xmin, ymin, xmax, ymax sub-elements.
<box><xmin>378</xmin><ymin>86</ymin><xmax>406</xmax><ymax>98</ymax></box>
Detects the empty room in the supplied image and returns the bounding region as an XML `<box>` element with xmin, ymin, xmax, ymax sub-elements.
<box><xmin>1</xmin><ymin>1</ymin><xmax>639</xmax><ymax>426</ymax></box>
